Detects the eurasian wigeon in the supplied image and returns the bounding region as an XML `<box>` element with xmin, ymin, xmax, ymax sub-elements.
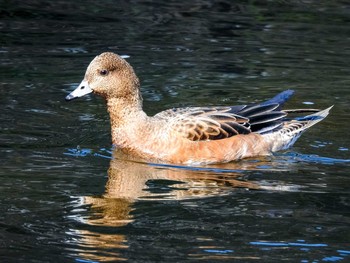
<box><xmin>66</xmin><ymin>52</ymin><xmax>332</xmax><ymax>165</ymax></box>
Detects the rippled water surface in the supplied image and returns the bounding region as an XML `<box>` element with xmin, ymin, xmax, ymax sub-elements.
<box><xmin>1</xmin><ymin>1</ymin><xmax>350</xmax><ymax>262</ymax></box>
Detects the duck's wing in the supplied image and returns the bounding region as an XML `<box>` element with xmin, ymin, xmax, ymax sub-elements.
<box><xmin>154</xmin><ymin>103</ymin><xmax>287</xmax><ymax>141</ymax></box>
<box><xmin>155</xmin><ymin>106</ymin><xmax>249</xmax><ymax>141</ymax></box>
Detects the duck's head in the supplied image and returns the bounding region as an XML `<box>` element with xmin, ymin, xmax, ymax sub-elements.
<box><xmin>65</xmin><ymin>52</ymin><xmax>140</xmax><ymax>101</ymax></box>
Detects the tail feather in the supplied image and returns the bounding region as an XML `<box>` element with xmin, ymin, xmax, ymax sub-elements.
<box><xmin>294</xmin><ymin>106</ymin><xmax>333</xmax><ymax>122</ymax></box>
<box><xmin>261</xmin><ymin>89</ymin><xmax>295</xmax><ymax>107</ymax></box>
<box><xmin>263</xmin><ymin>106</ymin><xmax>333</xmax><ymax>152</ymax></box>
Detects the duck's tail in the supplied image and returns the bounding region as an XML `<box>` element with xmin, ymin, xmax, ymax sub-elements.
<box><xmin>261</xmin><ymin>89</ymin><xmax>295</xmax><ymax>107</ymax></box>
<box><xmin>263</xmin><ymin>106</ymin><xmax>333</xmax><ymax>152</ymax></box>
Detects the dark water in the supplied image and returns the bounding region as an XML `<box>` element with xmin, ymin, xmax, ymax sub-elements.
<box><xmin>1</xmin><ymin>1</ymin><xmax>350</xmax><ymax>262</ymax></box>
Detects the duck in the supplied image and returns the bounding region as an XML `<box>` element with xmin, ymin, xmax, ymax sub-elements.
<box><xmin>65</xmin><ymin>52</ymin><xmax>332</xmax><ymax>165</ymax></box>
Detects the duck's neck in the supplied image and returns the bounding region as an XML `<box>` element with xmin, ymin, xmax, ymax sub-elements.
<box><xmin>106</xmin><ymin>95</ymin><xmax>147</xmax><ymax>145</ymax></box>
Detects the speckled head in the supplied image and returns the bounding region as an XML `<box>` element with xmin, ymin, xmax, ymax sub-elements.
<box><xmin>65</xmin><ymin>52</ymin><xmax>140</xmax><ymax>101</ymax></box>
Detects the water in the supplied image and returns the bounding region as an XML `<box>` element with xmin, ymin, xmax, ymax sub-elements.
<box><xmin>1</xmin><ymin>1</ymin><xmax>350</xmax><ymax>262</ymax></box>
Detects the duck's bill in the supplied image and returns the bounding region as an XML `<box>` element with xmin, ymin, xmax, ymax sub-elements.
<box><xmin>65</xmin><ymin>80</ymin><xmax>93</xmax><ymax>101</ymax></box>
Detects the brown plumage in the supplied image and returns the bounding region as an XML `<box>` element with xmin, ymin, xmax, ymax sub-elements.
<box><xmin>66</xmin><ymin>52</ymin><xmax>332</xmax><ymax>165</ymax></box>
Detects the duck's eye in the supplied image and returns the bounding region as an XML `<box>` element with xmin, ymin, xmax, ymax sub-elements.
<box><xmin>100</xmin><ymin>69</ymin><xmax>109</xmax><ymax>76</ymax></box>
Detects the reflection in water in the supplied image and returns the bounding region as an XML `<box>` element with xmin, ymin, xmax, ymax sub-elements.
<box><xmin>70</xmin><ymin>229</ymin><xmax>128</xmax><ymax>262</ymax></box>
<box><xmin>65</xmin><ymin>147</ymin><xmax>350</xmax><ymax>261</ymax></box>
<box><xmin>70</xmin><ymin>149</ymin><xmax>305</xmax><ymax>262</ymax></box>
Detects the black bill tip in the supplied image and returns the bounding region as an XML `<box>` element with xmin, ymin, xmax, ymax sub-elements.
<box><xmin>65</xmin><ymin>94</ymin><xmax>76</xmax><ymax>101</ymax></box>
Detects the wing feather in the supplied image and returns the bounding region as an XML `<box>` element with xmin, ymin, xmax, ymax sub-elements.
<box><xmin>153</xmin><ymin>91</ymin><xmax>296</xmax><ymax>141</ymax></box>
<box><xmin>154</xmin><ymin>106</ymin><xmax>251</xmax><ymax>141</ymax></box>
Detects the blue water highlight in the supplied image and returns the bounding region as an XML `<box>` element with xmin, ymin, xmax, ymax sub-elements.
<box><xmin>64</xmin><ymin>147</ymin><xmax>112</xmax><ymax>159</ymax></box>
<box><xmin>250</xmin><ymin>241</ymin><xmax>349</xmax><ymax>262</ymax></box>
<box><xmin>283</xmin><ymin>152</ymin><xmax>350</xmax><ymax>165</ymax></box>
<box><xmin>250</xmin><ymin>241</ymin><xmax>328</xmax><ymax>247</ymax></box>
<box><xmin>203</xmin><ymin>249</ymin><xmax>234</xmax><ymax>254</ymax></box>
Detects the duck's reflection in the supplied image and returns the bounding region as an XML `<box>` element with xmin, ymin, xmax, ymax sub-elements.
<box><xmin>90</xmin><ymin>153</ymin><xmax>268</xmax><ymax>201</ymax></box>
<box><xmin>74</xmin><ymin>151</ymin><xmax>294</xmax><ymax>262</ymax></box>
